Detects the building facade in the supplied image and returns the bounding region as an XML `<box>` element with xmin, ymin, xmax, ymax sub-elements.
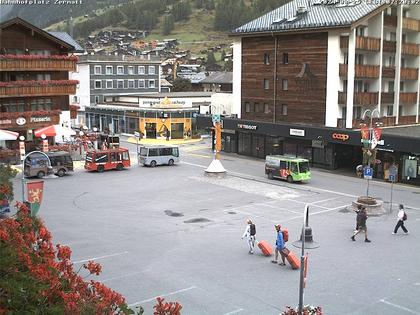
<box><xmin>0</xmin><ymin>17</ymin><xmax>79</xmax><ymax>152</ymax></box>
<box><xmin>69</xmin><ymin>55</ymin><xmax>161</xmax><ymax>126</ymax></box>
<box><xmin>211</xmin><ymin>2</ymin><xmax>420</xmax><ymax>185</ymax></box>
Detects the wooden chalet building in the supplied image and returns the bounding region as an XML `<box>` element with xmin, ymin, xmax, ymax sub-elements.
<box><xmin>200</xmin><ymin>2</ymin><xmax>420</xmax><ymax>185</ymax></box>
<box><xmin>0</xmin><ymin>17</ymin><xmax>81</xmax><ymax>154</ymax></box>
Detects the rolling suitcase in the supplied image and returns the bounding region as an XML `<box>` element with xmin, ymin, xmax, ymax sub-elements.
<box><xmin>258</xmin><ymin>240</ymin><xmax>273</xmax><ymax>256</ymax></box>
<box><xmin>282</xmin><ymin>247</ymin><xmax>300</xmax><ymax>270</ymax></box>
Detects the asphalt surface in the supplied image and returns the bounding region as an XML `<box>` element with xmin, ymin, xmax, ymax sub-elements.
<box><xmin>9</xmin><ymin>139</ymin><xmax>420</xmax><ymax>315</ymax></box>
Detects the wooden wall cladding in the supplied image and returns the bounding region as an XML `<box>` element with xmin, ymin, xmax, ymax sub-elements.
<box><xmin>241</xmin><ymin>33</ymin><xmax>328</xmax><ymax>125</ymax></box>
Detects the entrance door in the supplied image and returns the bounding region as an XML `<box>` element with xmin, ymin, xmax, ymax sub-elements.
<box><xmin>171</xmin><ymin>123</ymin><xmax>184</xmax><ymax>139</ymax></box>
<box><xmin>251</xmin><ymin>134</ymin><xmax>265</xmax><ymax>159</ymax></box>
<box><xmin>145</xmin><ymin>123</ymin><xmax>157</xmax><ymax>138</ymax></box>
<box><xmin>113</xmin><ymin>118</ymin><xmax>119</xmax><ymax>134</ymax></box>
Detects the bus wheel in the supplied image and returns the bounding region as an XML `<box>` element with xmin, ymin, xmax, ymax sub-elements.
<box><xmin>57</xmin><ymin>169</ymin><xmax>66</xmax><ymax>177</ymax></box>
<box><xmin>116</xmin><ymin>163</ymin><xmax>123</xmax><ymax>171</ymax></box>
<box><xmin>287</xmin><ymin>175</ymin><xmax>293</xmax><ymax>183</ymax></box>
<box><xmin>267</xmin><ymin>172</ymin><xmax>273</xmax><ymax>180</ymax></box>
<box><xmin>97</xmin><ymin>165</ymin><xmax>104</xmax><ymax>173</ymax></box>
<box><xmin>37</xmin><ymin>171</ymin><xmax>45</xmax><ymax>179</ymax></box>
<box><xmin>150</xmin><ymin>160</ymin><xmax>157</xmax><ymax>167</ymax></box>
<box><xmin>168</xmin><ymin>159</ymin><xmax>174</xmax><ymax>166</ymax></box>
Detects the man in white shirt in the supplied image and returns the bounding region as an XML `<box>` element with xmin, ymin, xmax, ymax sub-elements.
<box><xmin>393</xmin><ymin>204</ymin><xmax>409</xmax><ymax>235</ymax></box>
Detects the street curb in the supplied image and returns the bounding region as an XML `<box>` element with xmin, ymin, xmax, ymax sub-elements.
<box><xmin>123</xmin><ymin>137</ymin><xmax>203</xmax><ymax>145</ymax></box>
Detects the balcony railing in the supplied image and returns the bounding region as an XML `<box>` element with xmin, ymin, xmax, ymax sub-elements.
<box><xmin>400</xmin><ymin>92</ymin><xmax>417</xmax><ymax>104</ymax></box>
<box><xmin>401</xmin><ymin>43</ymin><xmax>419</xmax><ymax>56</ymax></box>
<box><xmin>403</xmin><ymin>17</ymin><xmax>420</xmax><ymax>32</ymax></box>
<box><xmin>338</xmin><ymin>115</ymin><xmax>418</xmax><ymax>128</ymax></box>
<box><xmin>340</xmin><ymin>36</ymin><xmax>381</xmax><ymax>51</ymax></box>
<box><xmin>383</xmin><ymin>40</ymin><xmax>396</xmax><ymax>53</ymax></box>
<box><xmin>381</xmin><ymin>92</ymin><xmax>394</xmax><ymax>104</ymax></box>
<box><xmin>382</xmin><ymin>67</ymin><xmax>395</xmax><ymax>78</ymax></box>
<box><xmin>0</xmin><ymin>54</ymin><xmax>77</xmax><ymax>72</ymax></box>
<box><xmin>338</xmin><ymin>92</ymin><xmax>379</xmax><ymax>105</ymax></box>
<box><xmin>0</xmin><ymin>80</ymin><xmax>78</xmax><ymax>98</ymax></box>
<box><xmin>384</xmin><ymin>15</ymin><xmax>397</xmax><ymax>28</ymax></box>
<box><xmin>339</xmin><ymin>64</ymin><xmax>380</xmax><ymax>78</ymax></box>
<box><xmin>401</xmin><ymin>67</ymin><xmax>419</xmax><ymax>80</ymax></box>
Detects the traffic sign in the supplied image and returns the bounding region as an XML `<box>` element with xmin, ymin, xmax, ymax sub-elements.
<box><xmin>364</xmin><ymin>166</ymin><xmax>373</xmax><ymax>180</ymax></box>
<box><xmin>134</xmin><ymin>131</ymin><xmax>140</xmax><ymax>138</ymax></box>
<box><xmin>389</xmin><ymin>165</ymin><xmax>398</xmax><ymax>177</ymax></box>
<box><xmin>389</xmin><ymin>174</ymin><xmax>396</xmax><ymax>182</ymax></box>
<box><xmin>212</xmin><ymin>114</ymin><xmax>221</xmax><ymax>124</ymax></box>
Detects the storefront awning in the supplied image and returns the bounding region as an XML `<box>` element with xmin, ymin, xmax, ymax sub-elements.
<box><xmin>34</xmin><ymin>125</ymin><xmax>76</xmax><ymax>138</ymax></box>
<box><xmin>0</xmin><ymin>129</ymin><xmax>19</xmax><ymax>141</ymax></box>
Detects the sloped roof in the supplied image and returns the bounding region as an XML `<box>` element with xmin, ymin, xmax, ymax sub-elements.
<box><xmin>232</xmin><ymin>0</ymin><xmax>386</xmax><ymax>35</ymax></box>
<box><xmin>48</xmin><ymin>31</ymin><xmax>84</xmax><ymax>52</ymax></box>
<box><xmin>200</xmin><ymin>72</ymin><xmax>233</xmax><ymax>84</ymax></box>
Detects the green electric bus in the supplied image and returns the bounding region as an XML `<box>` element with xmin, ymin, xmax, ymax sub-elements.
<box><xmin>264</xmin><ymin>155</ymin><xmax>311</xmax><ymax>183</ymax></box>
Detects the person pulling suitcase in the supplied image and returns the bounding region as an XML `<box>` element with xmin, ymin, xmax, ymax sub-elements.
<box><xmin>241</xmin><ymin>219</ymin><xmax>256</xmax><ymax>254</ymax></box>
<box><xmin>271</xmin><ymin>224</ymin><xmax>286</xmax><ymax>266</ymax></box>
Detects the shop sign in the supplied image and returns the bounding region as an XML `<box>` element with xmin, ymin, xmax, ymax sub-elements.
<box><xmin>237</xmin><ymin>123</ymin><xmax>257</xmax><ymax>130</ymax></box>
<box><xmin>30</xmin><ymin>116</ymin><xmax>51</xmax><ymax>123</ymax></box>
<box><xmin>360</xmin><ymin>139</ymin><xmax>384</xmax><ymax>146</ymax></box>
<box><xmin>332</xmin><ymin>133</ymin><xmax>349</xmax><ymax>141</ymax></box>
<box><xmin>0</xmin><ymin>119</ymin><xmax>12</xmax><ymax>125</ymax></box>
<box><xmin>16</xmin><ymin>117</ymin><xmax>26</xmax><ymax>126</ymax></box>
<box><xmin>290</xmin><ymin>128</ymin><xmax>305</xmax><ymax>137</ymax></box>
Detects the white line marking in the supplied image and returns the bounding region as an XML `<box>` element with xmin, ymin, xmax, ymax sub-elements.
<box><xmin>223</xmin><ymin>308</ymin><xmax>244</xmax><ymax>315</ymax></box>
<box><xmin>128</xmin><ymin>286</ymin><xmax>197</xmax><ymax>306</ymax></box>
<box><xmin>310</xmin><ymin>196</ymin><xmax>342</xmax><ymax>204</ymax></box>
<box><xmin>181</xmin><ymin>161</ymin><xmax>207</xmax><ymax>168</ymax></box>
<box><xmin>73</xmin><ymin>251</ymin><xmax>129</xmax><ymax>264</ymax></box>
<box><xmin>380</xmin><ymin>299</ymin><xmax>420</xmax><ymax>314</ymax></box>
<box><xmin>310</xmin><ymin>205</ymin><xmax>346</xmax><ymax>215</ymax></box>
<box><xmin>263</xmin><ymin>203</ymin><xmax>302</xmax><ymax>214</ymax></box>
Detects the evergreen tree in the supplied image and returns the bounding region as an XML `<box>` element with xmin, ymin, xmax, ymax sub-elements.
<box><xmin>206</xmin><ymin>51</ymin><xmax>217</xmax><ymax>68</ymax></box>
<box><xmin>172</xmin><ymin>78</ymin><xmax>192</xmax><ymax>91</ymax></box>
<box><xmin>162</xmin><ymin>14</ymin><xmax>175</xmax><ymax>35</ymax></box>
<box><xmin>220</xmin><ymin>50</ymin><xmax>226</xmax><ymax>62</ymax></box>
<box><xmin>214</xmin><ymin>0</ymin><xmax>251</xmax><ymax>31</ymax></box>
<box><xmin>224</xmin><ymin>59</ymin><xmax>233</xmax><ymax>71</ymax></box>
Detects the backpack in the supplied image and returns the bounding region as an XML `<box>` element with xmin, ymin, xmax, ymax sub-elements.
<box><xmin>250</xmin><ymin>224</ymin><xmax>256</xmax><ymax>236</ymax></box>
<box><xmin>403</xmin><ymin>212</ymin><xmax>407</xmax><ymax>221</ymax></box>
<box><xmin>282</xmin><ymin>228</ymin><xmax>289</xmax><ymax>242</ymax></box>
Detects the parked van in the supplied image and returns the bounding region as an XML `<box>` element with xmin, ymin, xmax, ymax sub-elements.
<box><xmin>265</xmin><ymin>155</ymin><xmax>311</xmax><ymax>182</ymax></box>
<box><xmin>24</xmin><ymin>153</ymin><xmax>53</xmax><ymax>178</ymax></box>
<box><xmin>138</xmin><ymin>145</ymin><xmax>179</xmax><ymax>167</ymax></box>
<box><xmin>47</xmin><ymin>151</ymin><xmax>74</xmax><ymax>177</ymax></box>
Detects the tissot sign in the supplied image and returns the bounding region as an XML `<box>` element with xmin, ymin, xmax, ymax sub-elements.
<box><xmin>237</xmin><ymin>123</ymin><xmax>257</xmax><ymax>130</ymax></box>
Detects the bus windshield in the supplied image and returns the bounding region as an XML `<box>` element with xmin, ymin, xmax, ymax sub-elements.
<box><xmin>299</xmin><ymin>161</ymin><xmax>310</xmax><ymax>173</ymax></box>
<box><xmin>139</xmin><ymin>147</ymin><xmax>148</xmax><ymax>156</ymax></box>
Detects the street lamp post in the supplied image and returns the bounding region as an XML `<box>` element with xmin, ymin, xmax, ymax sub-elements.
<box><xmin>19</xmin><ymin>136</ymin><xmax>26</xmax><ymax>202</ymax></box>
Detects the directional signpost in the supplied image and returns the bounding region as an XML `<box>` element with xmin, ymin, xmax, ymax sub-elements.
<box><xmin>364</xmin><ymin>166</ymin><xmax>373</xmax><ymax>196</ymax></box>
<box><xmin>389</xmin><ymin>165</ymin><xmax>398</xmax><ymax>212</ymax></box>
<box><xmin>134</xmin><ymin>131</ymin><xmax>141</xmax><ymax>156</ymax></box>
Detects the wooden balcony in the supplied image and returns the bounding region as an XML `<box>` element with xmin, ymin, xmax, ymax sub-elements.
<box><xmin>339</xmin><ymin>64</ymin><xmax>380</xmax><ymax>78</ymax></box>
<box><xmin>0</xmin><ymin>80</ymin><xmax>78</xmax><ymax>98</ymax></box>
<box><xmin>401</xmin><ymin>43</ymin><xmax>419</xmax><ymax>56</ymax></box>
<box><xmin>384</xmin><ymin>15</ymin><xmax>397</xmax><ymax>28</ymax></box>
<box><xmin>0</xmin><ymin>55</ymin><xmax>77</xmax><ymax>72</ymax></box>
<box><xmin>338</xmin><ymin>115</ymin><xmax>418</xmax><ymax>128</ymax></box>
<box><xmin>401</xmin><ymin>67</ymin><xmax>418</xmax><ymax>80</ymax></box>
<box><xmin>382</xmin><ymin>67</ymin><xmax>395</xmax><ymax>78</ymax></box>
<box><xmin>340</xmin><ymin>36</ymin><xmax>380</xmax><ymax>51</ymax></box>
<box><xmin>383</xmin><ymin>40</ymin><xmax>396</xmax><ymax>53</ymax></box>
<box><xmin>399</xmin><ymin>92</ymin><xmax>417</xmax><ymax>104</ymax></box>
<box><xmin>399</xmin><ymin>115</ymin><xmax>418</xmax><ymax>125</ymax></box>
<box><xmin>381</xmin><ymin>92</ymin><xmax>394</xmax><ymax>104</ymax></box>
<box><xmin>338</xmin><ymin>92</ymin><xmax>379</xmax><ymax>105</ymax></box>
<box><xmin>403</xmin><ymin>17</ymin><xmax>420</xmax><ymax>32</ymax></box>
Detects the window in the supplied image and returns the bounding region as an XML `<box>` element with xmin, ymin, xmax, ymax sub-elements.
<box><xmin>117</xmin><ymin>66</ymin><xmax>124</xmax><ymax>75</ymax></box>
<box><xmin>128</xmin><ymin>80</ymin><xmax>134</xmax><ymax>89</ymax></box>
<box><xmin>356</xmin><ymin>26</ymin><xmax>366</xmax><ymax>37</ymax></box>
<box><xmin>160</xmin><ymin>147</ymin><xmax>172</xmax><ymax>156</ymax></box>
<box><xmin>355</xmin><ymin>54</ymin><xmax>364</xmax><ymax>65</ymax></box>
<box><xmin>264</xmin><ymin>79</ymin><xmax>269</xmax><ymax>90</ymax></box>
<box><xmin>264</xmin><ymin>103</ymin><xmax>270</xmax><ymax>113</ymax></box>
<box><xmin>343</xmin><ymin>53</ymin><xmax>348</xmax><ymax>65</ymax></box>
<box><xmin>255</xmin><ymin>103</ymin><xmax>263</xmax><ymax>113</ymax></box>
<box><xmin>355</xmin><ymin>80</ymin><xmax>363</xmax><ymax>92</ymax></box>
<box><xmin>245</xmin><ymin>102</ymin><xmax>251</xmax><ymax>113</ymax></box>
<box><xmin>291</xmin><ymin>162</ymin><xmax>298</xmax><ymax>173</ymax></box>
<box><xmin>399</xmin><ymin>105</ymin><xmax>403</xmax><ymax>116</ymax></box>
<box><xmin>72</xmin><ymin>96</ymin><xmax>79</xmax><ymax>103</ymax></box>
<box><xmin>387</xmin><ymin>105</ymin><xmax>393</xmax><ymax>116</ymax></box>
<box><xmin>94</xmin><ymin>153</ymin><xmax>108</xmax><ymax>163</ymax></box>
<box><xmin>148</xmin><ymin>66</ymin><xmax>155</xmax><ymax>75</ymax></box>
<box><xmin>343</xmin><ymin>80</ymin><xmax>348</xmax><ymax>93</ymax></box>
<box><xmin>149</xmin><ymin>148</ymin><xmax>158</xmax><ymax>156</ymax></box>
<box><xmin>402</xmin><ymin>34</ymin><xmax>407</xmax><ymax>44</ymax></box>
<box><xmin>388</xmin><ymin>56</ymin><xmax>395</xmax><ymax>67</ymax></box>
<box><xmin>94</xmin><ymin>65</ymin><xmax>102</xmax><ymax>75</ymax></box>
<box><xmin>280</xmin><ymin>160</ymin><xmax>287</xmax><ymax>169</ymax></box>
<box><xmin>172</xmin><ymin>147</ymin><xmax>179</xmax><ymax>157</ymax></box>
<box><xmin>341</xmin><ymin>106</ymin><xmax>347</xmax><ymax>119</ymax></box>
<box><xmin>149</xmin><ymin>79</ymin><xmax>155</xmax><ymax>89</ymax></box>
<box><xmin>400</xmin><ymin>81</ymin><xmax>404</xmax><ymax>92</ymax></box>
<box><xmin>123</xmin><ymin>151</ymin><xmax>129</xmax><ymax>160</ymax></box>
<box><xmin>388</xmin><ymin>81</ymin><xmax>395</xmax><ymax>92</ymax></box>
<box><xmin>138</xmin><ymin>79</ymin><xmax>145</xmax><ymax>88</ymax></box>
<box><xmin>117</xmin><ymin>80</ymin><xmax>124</xmax><ymax>89</ymax></box>
<box><xmin>264</xmin><ymin>53</ymin><xmax>270</xmax><ymax>65</ymax></box>
<box><xmin>138</xmin><ymin>66</ymin><xmax>145</xmax><ymax>74</ymax></box>
<box><xmin>36</xmin><ymin>74</ymin><xmax>51</xmax><ymax>81</ymax></box>
<box><xmin>401</xmin><ymin>58</ymin><xmax>406</xmax><ymax>68</ymax></box>
<box><xmin>128</xmin><ymin>66</ymin><xmax>134</xmax><ymax>75</ymax></box>
<box><xmin>390</xmin><ymin>32</ymin><xmax>396</xmax><ymax>41</ymax></box>
<box><xmin>95</xmin><ymin>96</ymin><xmax>100</xmax><ymax>103</ymax></box>
<box><xmin>106</xmin><ymin>80</ymin><xmax>113</xmax><ymax>89</ymax></box>
<box><xmin>353</xmin><ymin>106</ymin><xmax>362</xmax><ymax>119</ymax></box>
<box><xmin>106</xmin><ymin>66</ymin><xmax>113</xmax><ymax>75</ymax></box>
<box><xmin>282</xmin><ymin>79</ymin><xmax>288</xmax><ymax>91</ymax></box>
<box><xmin>95</xmin><ymin>80</ymin><xmax>102</xmax><ymax>89</ymax></box>
<box><xmin>281</xmin><ymin>104</ymin><xmax>288</xmax><ymax>116</ymax></box>
<box><xmin>283</xmin><ymin>52</ymin><xmax>288</xmax><ymax>64</ymax></box>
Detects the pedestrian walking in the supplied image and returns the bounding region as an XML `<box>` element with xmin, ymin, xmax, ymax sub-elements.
<box><xmin>271</xmin><ymin>224</ymin><xmax>286</xmax><ymax>266</ymax></box>
<box><xmin>353</xmin><ymin>204</ymin><xmax>362</xmax><ymax>231</ymax></box>
<box><xmin>241</xmin><ymin>219</ymin><xmax>256</xmax><ymax>254</ymax></box>
<box><xmin>351</xmin><ymin>207</ymin><xmax>371</xmax><ymax>242</ymax></box>
<box><xmin>393</xmin><ymin>204</ymin><xmax>409</xmax><ymax>235</ymax></box>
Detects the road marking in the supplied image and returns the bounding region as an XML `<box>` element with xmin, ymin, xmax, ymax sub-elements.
<box><xmin>187</xmin><ymin>153</ymin><xmax>212</xmax><ymax>158</ymax></box>
<box><xmin>379</xmin><ymin>299</ymin><xmax>420</xmax><ymax>314</ymax></box>
<box><xmin>128</xmin><ymin>286</ymin><xmax>197</xmax><ymax>306</ymax></box>
<box><xmin>73</xmin><ymin>251</ymin><xmax>129</xmax><ymax>264</ymax></box>
<box><xmin>223</xmin><ymin>308</ymin><xmax>244</xmax><ymax>315</ymax></box>
<box><xmin>310</xmin><ymin>196</ymin><xmax>342</xmax><ymax>204</ymax></box>
<box><xmin>181</xmin><ymin>161</ymin><xmax>207</xmax><ymax>168</ymax></box>
<box><xmin>263</xmin><ymin>203</ymin><xmax>302</xmax><ymax>214</ymax></box>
